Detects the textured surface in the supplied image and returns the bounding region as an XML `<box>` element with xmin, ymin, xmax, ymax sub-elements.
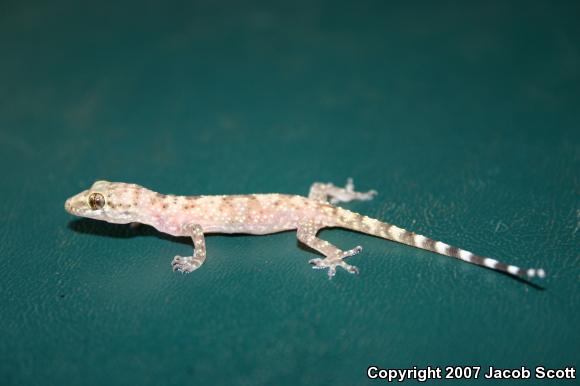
<box><xmin>0</xmin><ymin>1</ymin><xmax>578</xmax><ymax>385</ymax></box>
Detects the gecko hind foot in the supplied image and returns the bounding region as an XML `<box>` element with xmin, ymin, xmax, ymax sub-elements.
<box><xmin>329</xmin><ymin>178</ymin><xmax>377</xmax><ymax>204</ymax></box>
<box><xmin>308</xmin><ymin>245</ymin><xmax>363</xmax><ymax>279</ymax></box>
<box><xmin>172</xmin><ymin>255</ymin><xmax>203</xmax><ymax>273</ymax></box>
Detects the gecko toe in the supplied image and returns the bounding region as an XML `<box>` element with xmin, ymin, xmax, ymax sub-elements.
<box><xmin>342</xmin><ymin>245</ymin><xmax>363</xmax><ymax>259</ymax></box>
<box><xmin>309</xmin><ymin>258</ymin><xmax>323</xmax><ymax>266</ymax></box>
<box><xmin>345</xmin><ymin>264</ymin><xmax>359</xmax><ymax>274</ymax></box>
<box><xmin>327</xmin><ymin>266</ymin><xmax>337</xmax><ymax>279</ymax></box>
<box><xmin>308</xmin><ymin>256</ymin><xmax>360</xmax><ymax>277</ymax></box>
<box><xmin>173</xmin><ymin>264</ymin><xmax>195</xmax><ymax>273</ymax></box>
<box><xmin>171</xmin><ymin>255</ymin><xmax>200</xmax><ymax>273</ymax></box>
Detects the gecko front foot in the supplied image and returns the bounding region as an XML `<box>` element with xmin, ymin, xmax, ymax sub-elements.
<box><xmin>308</xmin><ymin>245</ymin><xmax>363</xmax><ymax>279</ymax></box>
<box><xmin>172</xmin><ymin>255</ymin><xmax>204</xmax><ymax>273</ymax></box>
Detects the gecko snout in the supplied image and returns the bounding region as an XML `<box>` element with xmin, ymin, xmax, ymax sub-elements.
<box><xmin>64</xmin><ymin>198</ymin><xmax>72</xmax><ymax>213</ymax></box>
<box><xmin>64</xmin><ymin>196</ymin><xmax>83</xmax><ymax>215</ymax></box>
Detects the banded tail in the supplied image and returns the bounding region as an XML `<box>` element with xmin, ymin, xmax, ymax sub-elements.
<box><xmin>335</xmin><ymin>208</ymin><xmax>545</xmax><ymax>280</ymax></box>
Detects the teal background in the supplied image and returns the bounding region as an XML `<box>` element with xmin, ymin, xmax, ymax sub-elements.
<box><xmin>1</xmin><ymin>1</ymin><xmax>578</xmax><ymax>385</ymax></box>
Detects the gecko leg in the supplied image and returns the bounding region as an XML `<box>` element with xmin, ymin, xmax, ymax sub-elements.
<box><xmin>308</xmin><ymin>178</ymin><xmax>377</xmax><ymax>204</ymax></box>
<box><xmin>171</xmin><ymin>223</ymin><xmax>207</xmax><ymax>273</ymax></box>
<box><xmin>297</xmin><ymin>219</ymin><xmax>362</xmax><ymax>279</ymax></box>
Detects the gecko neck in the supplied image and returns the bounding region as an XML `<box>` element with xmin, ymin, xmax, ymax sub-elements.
<box><xmin>129</xmin><ymin>190</ymin><xmax>202</xmax><ymax>236</ymax></box>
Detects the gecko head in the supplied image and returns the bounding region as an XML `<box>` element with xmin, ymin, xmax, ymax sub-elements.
<box><xmin>65</xmin><ymin>180</ymin><xmax>141</xmax><ymax>224</ymax></box>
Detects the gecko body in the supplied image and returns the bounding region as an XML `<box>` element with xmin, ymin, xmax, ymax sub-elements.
<box><xmin>65</xmin><ymin>179</ymin><xmax>545</xmax><ymax>281</ymax></box>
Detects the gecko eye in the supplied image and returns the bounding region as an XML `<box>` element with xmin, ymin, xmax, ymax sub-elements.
<box><xmin>88</xmin><ymin>192</ymin><xmax>105</xmax><ymax>210</ymax></box>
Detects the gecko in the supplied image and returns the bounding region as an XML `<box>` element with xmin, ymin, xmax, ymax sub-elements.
<box><xmin>64</xmin><ymin>179</ymin><xmax>546</xmax><ymax>281</ymax></box>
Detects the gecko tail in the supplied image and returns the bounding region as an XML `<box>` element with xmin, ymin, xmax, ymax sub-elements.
<box><xmin>335</xmin><ymin>208</ymin><xmax>546</xmax><ymax>281</ymax></box>
<box><xmin>528</xmin><ymin>268</ymin><xmax>546</xmax><ymax>278</ymax></box>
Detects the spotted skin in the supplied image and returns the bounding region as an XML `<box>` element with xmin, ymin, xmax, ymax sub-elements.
<box><xmin>65</xmin><ymin>179</ymin><xmax>545</xmax><ymax>281</ymax></box>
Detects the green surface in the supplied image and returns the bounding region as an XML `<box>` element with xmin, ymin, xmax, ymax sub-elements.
<box><xmin>1</xmin><ymin>1</ymin><xmax>579</xmax><ymax>385</ymax></box>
